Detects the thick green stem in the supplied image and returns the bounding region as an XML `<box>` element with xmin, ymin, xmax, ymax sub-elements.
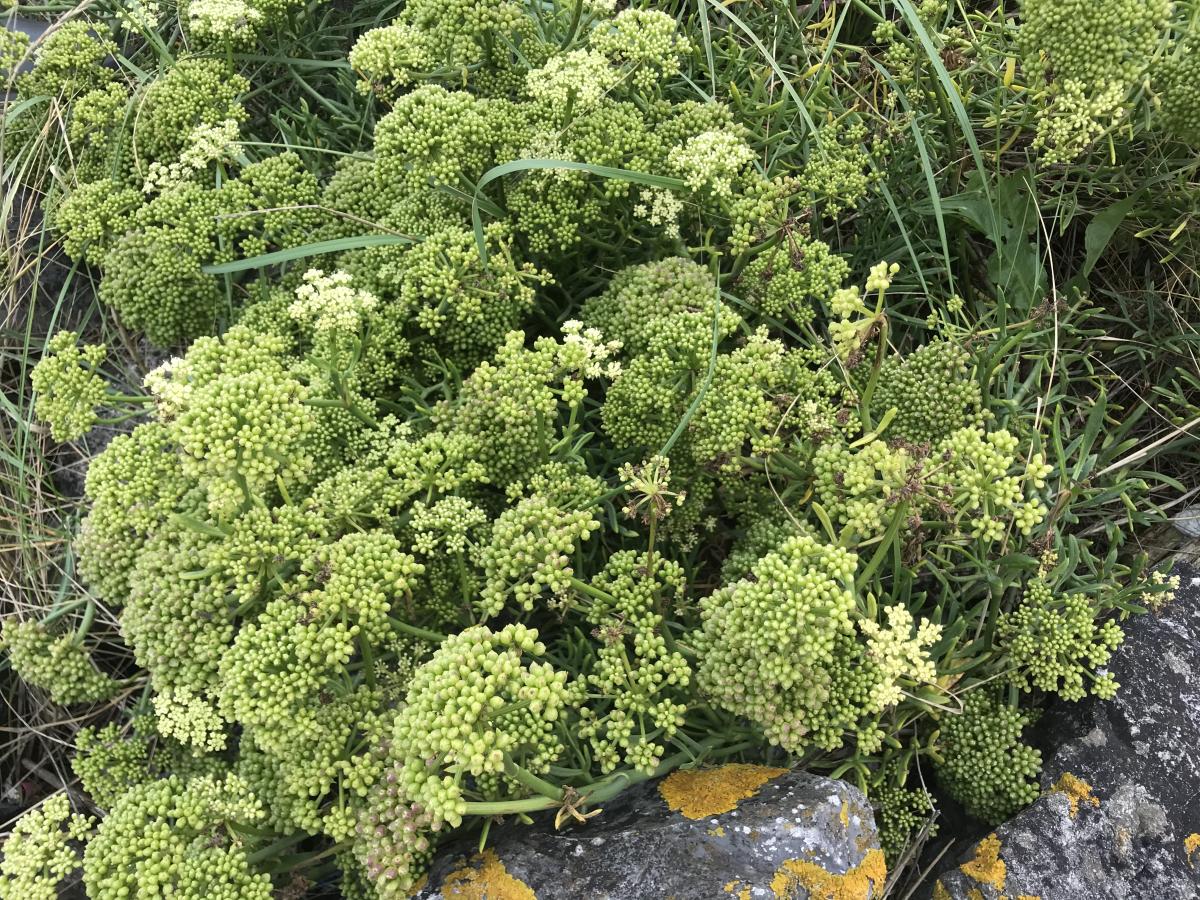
<box><xmin>387</xmin><ymin>616</ymin><xmax>447</xmax><ymax>644</ymax></box>
<box><xmin>503</xmin><ymin>756</ymin><xmax>564</xmax><ymax>802</ymax></box>
<box><xmin>568</xmin><ymin>576</ymin><xmax>616</xmax><ymax>604</ymax></box>
<box><xmin>460</xmin><ymin>736</ymin><xmax>739</xmax><ymax>818</ymax></box>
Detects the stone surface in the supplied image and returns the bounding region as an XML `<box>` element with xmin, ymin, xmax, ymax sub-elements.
<box><xmin>931</xmin><ymin>561</ymin><xmax>1200</xmax><ymax>899</ymax></box>
<box><xmin>414</xmin><ymin>764</ymin><xmax>885</xmax><ymax>899</ymax></box>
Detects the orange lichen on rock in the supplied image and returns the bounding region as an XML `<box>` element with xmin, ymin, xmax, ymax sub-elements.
<box><xmin>932</xmin><ymin>880</ymin><xmax>952</xmax><ymax>900</ymax></box>
<box><xmin>769</xmin><ymin>847</ymin><xmax>887</xmax><ymax>899</ymax></box>
<box><xmin>658</xmin><ymin>763</ymin><xmax>788</xmax><ymax>819</ymax></box>
<box><xmin>1047</xmin><ymin>773</ymin><xmax>1099</xmax><ymax>818</ymax></box>
<box><xmin>1186</xmin><ymin>833</ymin><xmax>1200</xmax><ymax>868</ymax></box>
<box><xmin>960</xmin><ymin>834</ymin><xmax>1006</xmax><ymax>891</ymax></box>
<box><xmin>439</xmin><ymin>849</ymin><xmax>537</xmax><ymax>899</ymax></box>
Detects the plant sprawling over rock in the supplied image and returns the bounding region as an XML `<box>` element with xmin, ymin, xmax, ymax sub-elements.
<box><xmin>2</xmin><ymin>0</ymin><xmax>1196</xmax><ymax>897</ymax></box>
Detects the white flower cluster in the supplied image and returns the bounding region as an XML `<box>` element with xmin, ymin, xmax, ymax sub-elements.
<box><xmin>561</xmin><ymin>319</ymin><xmax>623</xmax><ymax>380</ymax></box>
<box><xmin>115</xmin><ymin>0</ymin><xmax>163</xmax><ymax>32</ymax></box>
<box><xmin>859</xmin><ymin>605</ymin><xmax>942</xmax><ymax>709</ymax></box>
<box><xmin>186</xmin><ymin>0</ymin><xmax>264</xmax><ymax>44</ymax></box>
<box><xmin>288</xmin><ymin>269</ymin><xmax>379</xmax><ymax>336</ymax></box>
<box><xmin>668</xmin><ymin>130</ymin><xmax>755</xmax><ymax>198</ymax></box>
<box><xmin>153</xmin><ymin>686</ymin><xmax>228</xmax><ymax>753</ymax></box>
<box><xmin>143</xmin><ymin>356</ymin><xmax>192</xmax><ymax>419</ymax></box>
<box><xmin>526</xmin><ymin>49</ymin><xmax>618</xmax><ymax>112</ymax></box>
<box><xmin>142</xmin><ymin>118</ymin><xmax>241</xmax><ymax>194</ymax></box>
<box><xmin>634</xmin><ymin>188</ymin><xmax>684</xmax><ymax>237</ymax></box>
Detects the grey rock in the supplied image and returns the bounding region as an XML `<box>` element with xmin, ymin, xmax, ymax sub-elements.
<box><xmin>931</xmin><ymin>561</ymin><xmax>1200</xmax><ymax>899</ymax></box>
<box><xmin>415</xmin><ymin>765</ymin><xmax>885</xmax><ymax>899</ymax></box>
<box><xmin>1174</xmin><ymin>507</ymin><xmax>1200</xmax><ymax>539</ymax></box>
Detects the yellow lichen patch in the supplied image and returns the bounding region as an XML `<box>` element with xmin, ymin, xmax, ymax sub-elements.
<box><xmin>960</xmin><ymin>834</ymin><xmax>1006</xmax><ymax>891</ymax></box>
<box><xmin>1185</xmin><ymin>833</ymin><xmax>1200</xmax><ymax>868</ymax></box>
<box><xmin>965</xmin><ymin>890</ymin><xmax>985</xmax><ymax>900</ymax></box>
<box><xmin>724</xmin><ymin>880</ymin><xmax>752</xmax><ymax>900</ymax></box>
<box><xmin>439</xmin><ymin>849</ymin><xmax>537</xmax><ymax>899</ymax></box>
<box><xmin>1047</xmin><ymin>773</ymin><xmax>1099</xmax><ymax>818</ymax></box>
<box><xmin>407</xmin><ymin>874</ymin><xmax>428</xmax><ymax>897</ymax></box>
<box><xmin>658</xmin><ymin>763</ymin><xmax>788</xmax><ymax>819</ymax></box>
<box><xmin>839</xmin><ymin>801</ymin><xmax>850</xmax><ymax>827</ymax></box>
<box><xmin>709</xmin><ymin>825</ymin><xmax>727</xmax><ymax>837</ymax></box>
<box><xmin>932</xmin><ymin>880</ymin><xmax>952</xmax><ymax>900</ymax></box>
<box><xmin>769</xmin><ymin>848</ymin><xmax>886</xmax><ymax>899</ymax></box>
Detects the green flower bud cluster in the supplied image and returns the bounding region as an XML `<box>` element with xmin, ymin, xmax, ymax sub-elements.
<box><xmin>935</xmin><ymin>688</ymin><xmax>1041</xmax><ymax>824</ymax></box>
<box><xmin>0</xmin><ymin>26</ymin><xmax>29</xmax><ymax>78</ymax></box>
<box><xmin>82</xmin><ymin>774</ymin><xmax>273</xmax><ymax>900</ymax></box>
<box><xmin>395</xmin><ymin>624</ymin><xmax>571</xmax><ymax>809</ymax></box>
<box><xmin>30</xmin><ymin>331</ymin><xmax>110</xmax><ymax>442</ymax></box>
<box><xmin>165</xmin><ymin>327</ymin><xmax>315</xmax><ymax>515</ymax></box>
<box><xmin>584</xmin><ymin>257</ymin><xmax>740</xmax><ymax>358</ymax></box>
<box><xmin>307</xmin><ymin>531</ymin><xmax>425</xmax><ymax>645</ymax></box>
<box><xmin>218</xmin><ymin>595</ymin><xmax>358</xmax><ymax>749</ymax></box>
<box><xmin>97</xmin><ymin>207</ymin><xmax>230</xmax><ymax>346</ymax></box>
<box><xmin>0</xmin><ymin>795</ymin><xmax>93</xmax><ymax>900</ymax></box>
<box><xmin>121</xmin><ymin>513</ymin><xmax>230</xmax><ymax>695</ymax></box>
<box><xmin>65</xmin><ymin>82</ymin><xmax>132</xmax><ymax>183</ymax></box>
<box><xmin>375</xmin><ymin>85</ymin><xmax>492</xmax><ymax>189</ymax></box>
<box><xmin>437</xmin><ymin>328</ymin><xmax>615</xmax><ymax>488</ymax></box>
<box><xmin>348</xmin><ymin>0</ymin><xmax>539</xmax><ymax>98</ymax></box>
<box><xmin>73</xmin><ymin>721</ymin><xmax>159</xmax><ymax>809</ymax></box>
<box><xmin>1019</xmin><ymin>0</ymin><xmax>1172</xmax><ymax>162</ymax></box>
<box><xmin>363</xmin><ymin>225</ymin><xmax>551</xmax><ymax>368</ymax></box>
<box><xmin>221</xmin><ymin>152</ymin><xmax>323</xmax><ymax>258</ymax></box>
<box><xmin>1000</xmin><ymin>552</ymin><xmax>1124</xmax><ymax>701</ymax></box>
<box><xmin>871</xmin><ymin>341</ymin><xmax>984</xmax><ymax>445</ymax></box>
<box><xmin>696</xmin><ymin>533</ymin><xmax>863</xmax><ymax>753</ymax></box>
<box><xmin>719</xmin><ymin>512</ymin><xmax>809</xmax><ymax>583</ymax></box>
<box><xmin>353</xmin><ymin>625</ymin><xmax>571</xmax><ymax>896</ymax></box>
<box><xmin>813</xmin><ymin>438</ymin><xmax>915</xmax><ymax>537</ymax></box>
<box><xmin>578</xmin><ymin>551</ymin><xmax>691</xmax><ymax>773</ymax></box>
<box><xmin>794</xmin><ymin>119</ymin><xmax>875</xmax><ymax>216</ymax></box>
<box><xmin>0</xmin><ymin>619</ymin><xmax>122</xmax><ymax>706</ymax></box>
<box><xmin>593</xmin><ymin>258</ymin><xmax>857</xmax><ymax>480</ymax></box>
<box><xmin>51</xmin><ymin>179</ymin><xmax>143</xmax><ymax>264</ymax></box>
<box><xmin>814</xmin><ymin>426</ymin><xmax>1050</xmax><ymax>542</ymax></box>
<box><xmin>1155</xmin><ymin>34</ymin><xmax>1200</xmax><ymax>142</ymax></box>
<box><xmin>203</xmin><ymin>502</ymin><xmax>328</xmax><ymax>607</ymax></box>
<box><xmin>873</xmin><ymin>782</ymin><xmax>937</xmax><ymax>863</ymax></box>
<box><xmin>76</xmin><ymin>423</ymin><xmax>189</xmax><ymax>605</ymax></box>
<box><xmin>478</xmin><ymin>493</ymin><xmax>601</xmax><ymax>619</ymax></box>
<box><xmin>132</xmin><ymin>59</ymin><xmax>249</xmax><ymax>173</ymax></box>
<box><xmin>16</xmin><ymin>21</ymin><xmax>115</xmax><ymax>99</ymax></box>
<box><xmin>22</xmin><ymin>50</ymin><xmax>332</xmax><ymax>349</ymax></box>
<box><xmin>49</xmin><ymin>151</ymin><xmax>324</xmax><ymax>347</ymax></box>
<box><xmin>588</xmin><ymin>9</ymin><xmax>691</xmax><ymax>94</ymax></box>
<box><xmin>740</xmin><ymin>238</ymin><xmax>850</xmax><ymax>324</ymax></box>
<box><xmin>1020</xmin><ymin>0</ymin><xmax>1169</xmax><ymax>90</ymax></box>
<box><xmin>411</xmin><ymin>498</ymin><xmax>487</xmax><ymax>557</ymax></box>
<box><xmin>688</xmin><ymin>329</ymin><xmax>792</xmax><ymax>468</ymax></box>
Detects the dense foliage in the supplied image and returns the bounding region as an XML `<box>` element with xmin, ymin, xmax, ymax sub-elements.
<box><xmin>1</xmin><ymin>0</ymin><xmax>1197</xmax><ymax>897</ymax></box>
